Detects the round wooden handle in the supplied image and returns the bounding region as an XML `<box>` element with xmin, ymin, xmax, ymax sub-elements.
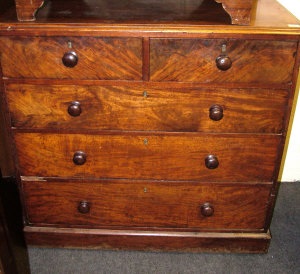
<box><xmin>216</xmin><ymin>55</ymin><xmax>232</xmax><ymax>71</ymax></box>
<box><xmin>73</xmin><ymin>151</ymin><xmax>86</xmax><ymax>165</ymax></box>
<box><xmin>62</xmin><ymin>51</ymin><xmax>78</xmax><ymax>68</ymax></box>
<box><xmin>68</xmin><ymin>101</ymin><xmax>81</xmax><ymax>117</ymax></box>
<box><xmin>209</xmin><ymin>104</ymin><xmax>223</xmax><ymax>121</ymax></box>
<box><xmin>205</xmin><ymin>155</ymin><xmax>219</xmax><ymax>169</ymax></box>
<box><xmin>201</xmin><ymin>203</ymin><xmax>214</xmax><ymax>217</ymax></box>
<box><xmin>78</xmin><ymin>200</ymin><xmax>90</xmax><ymax>214</ymax></box>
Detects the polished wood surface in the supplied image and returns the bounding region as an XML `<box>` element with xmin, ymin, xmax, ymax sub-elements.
<box><xmin>24</xmin><ymin>226</ymin><xmax>271</xmax><ymax>253</ymax></box>
<box><xmin>14</xmin><ymin>132</ymin><xmax>280</xmax><ymax>181</ymax></box>
<box><xmin>23</xmin><ymin>180</ymin><xmax>271</xmax><ymax>229</ymax></box>
<box><xmin>0</xmin><ymin>63</ymin><xmax>14</xmax><ymax>176</ymax></box>
<box><xmin>12</xmin><ymin>0</ymin><xmax>253</xmax><ymax>25</ymax></box>
<box><xmin>6</xmin><ymin>84</ymin><xmax>288</xmax><ymax>133</ymax></box>
<box><xmin>0</xmin><ymin>0</ymin><xmax>299</xmax><ymax>36</ymax></box>
<box><xmin>0</xmin><ymin>36</ymin><xmax>142</xmax><ymax>80</ymax></box>
<box><xmin>215</xmin><ymin>0</ymin><xmax>254</xmax><ymax>25</ymax></box>
<box><xmin>150</xmin><ymin>39</ymin><xmax>297</xmax><ymax>83</ymax></box>
<box><xmin>0</xmin><ymin>0</ymin><xmax>299</xmax><ymax>254</ymax></box>
<box><xmin>14</xmin><ymin>0</ymin><xmax>44</xmax><ymax>21</ymax></box>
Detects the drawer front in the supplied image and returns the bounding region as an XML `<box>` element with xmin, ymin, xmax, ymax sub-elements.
<box><xmin>150</xmin><ymin>39</ymin><xmax>297</xmax><ymax>84</ymax></box>
<box><xmin>15</xmin><ymin>132</ymin><xmax>280</xmax><ymax>181</ymax></box>
<box><xmin>7</xmin><ymin>84</ymin><xmax>288</xmax><ymax>133</ymax></box>
<box><xmin>23</xmin><ymin>180</ymin><xmax>271</xmax><ymax>229</ymax></box>
<box><xmin>0</xmin><ymin>37</ymin><xmax>142</xmax><ymax>80</ymax></box>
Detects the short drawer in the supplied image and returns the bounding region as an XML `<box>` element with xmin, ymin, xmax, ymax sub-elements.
<box><xmin>7</xmin><ymin>84</ymin><xmax>288</xmax><ymax>133</ymax></box>
<box><xmin>150</xmin><ymin>39</ymin><xmax>297</xmax><ymax>84</ymax></box>
<box><xmin>15</xmin><ymin>132</ymin><xmax>280</xmax><ymax>181</ymax></box>
<box><xmin>23</xmin><ymin>179</ymin><xmax>271</xmax><ymax>230</ymax></box>
<box><xmin>0</xmin><ymin>36</ymin><xmax>142</xmax><ymax>80</ymax></box>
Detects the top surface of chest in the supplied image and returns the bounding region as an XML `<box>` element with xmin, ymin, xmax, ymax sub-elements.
<box><xmin>0</xmin><ymin>0</ymin><xmax>299</xmax><ymax>36</ymax></box>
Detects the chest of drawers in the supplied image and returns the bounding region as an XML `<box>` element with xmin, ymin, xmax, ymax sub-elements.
<box><xmin>0</xmin><ymin>0</ymin><xmax>299</xmax><ymax>253</ymax></box>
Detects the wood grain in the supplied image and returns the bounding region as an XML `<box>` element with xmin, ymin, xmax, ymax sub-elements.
<box><xmin>14</xmin><ymin>0</ymin><xmax>44</xmax><ymax>21</ymax></box>
<box><xmin>24</xmin><ymin>226</ymin><xmax>271</xmax><ymax>253</ymax></box>
<box><xmin>215</xmin><ymin>0</ymin><xmax>254</xmax><ymax>25</ymax></box>
<box><xmin>150</xmin><ymin>39</ymin><xmax>297</xmax><ymax>84</ymax></box>
<box><xmin>0</xmin><ymin>36</ymin><xmax>142</xmax><ymax>80</ymax></box>
<box><xmin>0</xmin><ymin>0</ymin><xmax>300</xmax><ymax>36</ymax></box>
<box><xmin>6</xmin><ymin>84</ymin><xmax>288</xmax><ymax>133</ymax></box>
<box><xmin>22</xmin><ymin>180</ymin><xmax>271</xmax><ymax>229</ymax></box>
<box><xmin>14</xmin><ymin>132</ymin><xmax>281</xmax><ymax>181</ymax></box>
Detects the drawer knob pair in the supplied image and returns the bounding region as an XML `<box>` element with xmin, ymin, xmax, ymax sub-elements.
<box><xmin>73</xmin><ymin>153</ymin><xmax>218</xmax><ymax>169</ymax></box>
<box><xmin>62</xmin><ymin>51</ymin><xmax>78</xmax><ymax>68</ymax></box>
<box><xmin>77</xmin><ymin>200</ymin><xmax>214</xmax><ymax>217</ymax></box>
<box><xmin>78</xmin><ymin>200</ymin><xmax>90</xmax><ymax>214</ymax></box>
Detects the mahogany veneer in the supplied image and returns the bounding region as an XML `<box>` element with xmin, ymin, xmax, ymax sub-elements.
<box><xmin>215</xmin><ymin>0</ymin><xmax>254</xmax><ymax>25</ymax></box>
<box><xmin>6</xmin><ymin>84</ymin><xmax>288</xmax><ymax>133</ymax></box>
<box><xmin>0</xmin><ymin>0</ymin><xmax>300</xmax><ymax>253</ymax></box>
<box><xmin>23</xmin><ymin>180</ymin><xmax>271</xmax><ymax>229</ymax></box>
<box><xmin>0</xmin><ymin>36</ymin><xmax>142</xmax><ymax>80</ymax></box>
<box><xmin>14</xmin><ymin>132</ymin><xmax>280</xmax><ymax>181</ymax></box>
<box><xmin>14</xmin><ymin>0</ymin><xmax>44</xmax><ymax>21</ymax></box>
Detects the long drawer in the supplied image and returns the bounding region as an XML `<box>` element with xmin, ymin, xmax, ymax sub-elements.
<box><xmin>0</xmin><ymin>36</ymin><xmax>142</xmax><ymax>80</ymax></box>
<box><xmin>150</xmin><ymin>39</ymin><xmax>297</xmax><ymax>84</ymax></box>
<box><xmin>23</xmin><ymin>180</ymin><xmax>271</xmax><ymax>230</ymax></box>
<box><xmin>7</xmin><ymin>84</ymin><xmax>288</xmax><ymax>133</ymax></box>
<box><xmin>15</xmin><ymin>132</ymin><xmax>280</xmax><ymax>181</ymax></box>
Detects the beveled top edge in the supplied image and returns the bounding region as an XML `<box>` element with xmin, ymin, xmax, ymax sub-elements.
<box><xmin>0</xmin><ymin>23</ymin><xmax>299</xmax><ymax>37</ymax></box>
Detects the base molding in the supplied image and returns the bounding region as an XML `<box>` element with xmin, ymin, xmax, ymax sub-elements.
<box><xmin>24</xmin><ymin>226</ymin><xmax>271</xmax><ymax>253</ymax></box>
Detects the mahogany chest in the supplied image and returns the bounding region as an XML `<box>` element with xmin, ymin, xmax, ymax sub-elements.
<box><xmin>0</xmin><ymin>0</ymin><xmax>299</xmax><ymax>253</ymax></box>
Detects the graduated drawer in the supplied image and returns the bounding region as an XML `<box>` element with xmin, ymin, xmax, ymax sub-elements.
<box><xmin>0</xmin><ymin>37</ymin><xmax>142</xmax><ymax>80</ymax></box>
<box><xmin>150</xmin><ymin>39</ymin><xmax>297</xmax><ymax>84</ymax></box>
<box><xmin>22</xmin><ymin>179</ymin><xmax>271</xmax><ymax>230</ymax></box>
<box><xmin>7</xmin><ymin>84</ymin><xmax>288</xmax><ymax>133</ymax></box>
<box><xmin>15</xmin><ymin>132</ymin><xmax>280</xmax><ymax>181</ymax></box>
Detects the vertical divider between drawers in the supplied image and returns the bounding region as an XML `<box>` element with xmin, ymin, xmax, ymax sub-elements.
<box><xmin>142</xmin><ymin>37</ymin><xmax>150</xmax><ymax>81</ymax></box>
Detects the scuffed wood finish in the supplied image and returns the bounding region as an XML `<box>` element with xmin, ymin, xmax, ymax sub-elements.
<box><xmin>14</xmin><ymin>0</ymin><xmax>44</xmax><ymax>21</ymax></box>
<box><xmin>14</xmin><ymin>132</ymin><xmax>280</xmax><ymax>181</ymax></box>
<box><xmin>24</xmin><ymin>226</ymin><xmax>271</xmax><ymax>253</ymax></box>
<box><xmin>6</xmin><ymin>84</ymin><xmax>289</xmax><ymax>133</ymax></box>
<box><xmin>150</xmin><ymin>39</ymin><xmax>297</xmax><ymax>84</ymax></box>
<box><xmin>23</xmin><ymin>180</ymin><xmax>271</xmax><ymax>229</ymax></box>
<box><xmin>215</xmin><ymin>0</ymin><xmax>254</xmax><ymax>25</ymax></box>
<box><xmin>0</xmin><ymin>36</ymin><xmax>142</xmax><ymax>80</ymax></box>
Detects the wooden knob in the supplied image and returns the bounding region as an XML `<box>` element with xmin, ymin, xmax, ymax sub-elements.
<box><xmin>62</xmin><ymin>51</ymin><xmax>78</xmax><ymax>68</ymax></box>
<box><xmin>209</xmin><ymin>104</ymin><xmax>223</xmax><ymax>121</ymax></box>
<box><xmin>201</xmin><ymin>203</ymin><xmax>214</xmax><ymax>217</ymax></box>
<box><xmin>78</xmin><ymin>200</ymin><xmax>90</xmax><ymax>214</ymax></box>
<box><xmin>73</xmin><ymin>151</ymin><xmax>86</xmax><ymax>165</ymax></box>
<box><xmin>205</xmin><ymin>155</ymin><xmax>219</xmax><ymax>169</ymax></box>
<box><xmin>216</xmin><ymin>55</ymin><xmax>232</xmax><ymax>71</ymax></box>
<box><xmin>68</xmin><ymin>101</ymin><xmax>81</xmax><ymax>117</ymax></box>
